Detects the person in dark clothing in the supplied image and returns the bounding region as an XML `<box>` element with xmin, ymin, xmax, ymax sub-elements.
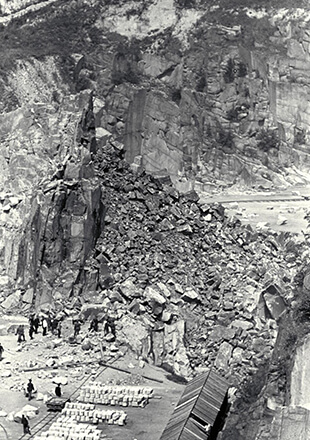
<box><xmin>26</xmin><ymin>379</ymin><xmax>34</xmax><ymax>401</ymax></box>
<box><xmin>42</xmin><ymin>318</ymin><xmax>48</xmax><ymax>336</ymax></box>
<box><xmin>89</xmin><ymin>316</ymin><xmax>98</xmax><ymax>332</ymax></box>
<box><xmin>104</xmin><ymin>315</ymin><xmax>116</xmax><ymax>337</ymax></box>
<box><xmin>21</xmin><ymin>414</ymin><xmax>31</xmax><ymax>435</ymax></box>
<box><xmin>33</xmin><ymin>316</ymin><xmax>40</xmax><ymax>334</ymax></box>
<box><xmin>16</xmin><ymin>325</ymin><xmax>26</xmax><ymax>343</ymax></box>
<box><xmin>29</xmin><ymin>325</ymin><xmax>34</xmax><ymax>340</ymax></box>
<box><xmin>55</xmin><ymin>383</ymin><xmax>62</xmax><ymax>397</ymax></box>
<box><xmin>0</xmin><ymin>343</ymin><xmax>3</xmax><ymax>360</ymax></box>
<box><xmin>57</xmin><ymin>320</ymin><xmax>62</xmax><ymax>338</ymax></box>
<box><xmin>51</xmin><ymin>318</ymin><xmax>58</xmax><ymax>335</ymax></box>
<box><xmin>46</xmin><ymin>315</ymin><xmax>52</xmax><ymax>332</ymax></box>
<box><xmin>29</xmin><ymin>314</ymin><xmax>35</xmax><ymax>327</ymax></box>
<box><xmin>73</xmin><ymin>320</ymin><xmax>81</xmax><ymax>338</ymax></box>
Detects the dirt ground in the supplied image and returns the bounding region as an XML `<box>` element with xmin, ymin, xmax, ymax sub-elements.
<box><xmin>0</xmin><ymin>316</ymin><xmax>185</xmax><ymax>440</ymax></box>
<box><xmin>201</xmin><ymin>186</ymin><xmax>310</xmax><ymax>234</ymax></box>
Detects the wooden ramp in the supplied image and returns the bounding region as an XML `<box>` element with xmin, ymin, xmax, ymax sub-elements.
<box><xmin>159</xmin><ymin>370</ymin><xmax>229</xmax><ymax>440</ymax></box>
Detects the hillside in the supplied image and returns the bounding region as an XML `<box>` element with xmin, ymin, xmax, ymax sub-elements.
<box><xmin>1</xmin><ymin>1</ymin><xmax>310</xmax><ymax>439</ymax></box>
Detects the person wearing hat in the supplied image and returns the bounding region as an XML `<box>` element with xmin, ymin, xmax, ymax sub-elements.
<box><xmin>21</xmin><ymin>414</ymin><xmax>31</xmax><ymax>435</ymax></box>
<box><xmin>26</xmin><ymin>379</ymin><xmax>35</xmax><ymax>401</ymax></box>
<box><xmin>55</xmin><ymin>383</ymin><xmax>62</xmax><ymax>397</ymax></box>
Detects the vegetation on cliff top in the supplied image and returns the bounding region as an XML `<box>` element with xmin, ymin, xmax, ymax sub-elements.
<box><xmin>0</xmin><ymin>1</ymin><xmax>102</xmax><ymax>72</ymax></box>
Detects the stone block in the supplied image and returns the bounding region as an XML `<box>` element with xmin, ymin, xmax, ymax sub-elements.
<box><xmin>215</xmin><ymin>341</ymin><xmax>233</xmax><ymax>369</ymax></box>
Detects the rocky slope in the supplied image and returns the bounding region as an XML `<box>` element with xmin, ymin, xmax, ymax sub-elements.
<box><xmin>1</xmin><ymin>0</ymin><xmax>310</xmax><ymax>439</ymax></box>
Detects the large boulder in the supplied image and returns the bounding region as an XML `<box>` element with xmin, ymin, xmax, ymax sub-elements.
<box><xmin>118</xmin><ymin>279</ymin><xmax>143</xmax><ymax>299</ymax></box>
<box><xmin>214</xmin><ymin>341</ymin><xmax>233</xmax><ymax>370</ymax></box>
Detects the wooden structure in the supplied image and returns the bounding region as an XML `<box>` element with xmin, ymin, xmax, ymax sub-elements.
<box><xmin>159</xmin><ymin>370</ymin><xmax>229</xmax><ymax>440</ymax></box>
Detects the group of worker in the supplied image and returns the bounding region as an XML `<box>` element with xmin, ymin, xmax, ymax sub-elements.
<box><xmin>74</xmin><ymin>314</ymin><xmax>116</xmax><ymax>338</ymax></box>
<box><xmin>14</xmin><ymin>313</ymin><xmax>116</xmax><ymax>347</ymax></box>
<box><xmin>29</xmin><ymin>314</ymin><xmax>62</xmax><ymax>339</ymax></box>
<box><xmin>14</xmin><ymin>314</ymin><xmax>63</xmax><ymax>343</ymax></box>
<box><xmin>26</xmin><ymin>378</ymin><xmax>62</xmax><ymax>401</ymax></box>
<box><xmin>1</xmin><ymin>310</ymin><xmax>117</xmax><ymax>436</ymax></box>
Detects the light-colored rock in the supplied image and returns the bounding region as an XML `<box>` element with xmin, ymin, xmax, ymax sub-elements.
<box><xmin>182</xmin><ymin>287</ymin><xmax>199</xmax><ymax>302</ymax></box>
<box><xmin>215</xmin><ymin>341</ymin><xmax>233</xmax><ymax>369</ymax></box>
<box><xmin>1</xmin><ymin>291</ymin><xmax>21</xmax><ymax>309</ymax></box>
<box><xmin>144</xmin><ymin>286</ymin><xmax>166</xmax><ymax>305</ymax></box>
<box><xmin>157</xmin><ymin>282</ymin><xmax>171</xmax><ymax>298</ymax></box>
<box><xmin>52</xmin><ymin>376</ymin><xmax>68</xmax><ymax>385</ymax></box>
<box><xmin>263</xmin><ymin>292</ymin><xmax>286</xmax><ymax>321</ymax></box>
<box><xmin>119</xmin><ymin>279</ymin><xmax>142</xmax><ymax>299</ymax></box>
<box><xmin>231</xmin><ymin>319</ymin><xmax>254</xmax><ymax>330</ymax></box>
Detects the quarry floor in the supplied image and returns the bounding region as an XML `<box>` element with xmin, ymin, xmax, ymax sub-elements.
<box><xmin>201</xmin><ymin>185</ymin><xmax>310</xmax><ymax>234</ymax></box>
<box><xmin>0</xmin><ymin>316</ymin><xmax>185</xmax><ymax>440</ymax></box>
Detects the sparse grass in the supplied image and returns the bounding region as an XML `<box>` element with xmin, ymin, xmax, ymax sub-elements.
<box><xmin>111</xmin><ymin>39</ymin><xmax>141</xmax><ymax>85</ymax></box>
<box><xmin>256</xmin><ymin>128</ymin><xmax>279</xmax><ymax>152</ymax></box>
<box><xmin>0</xmin><ymin>1</ymin><xmax>103</xmax><ymax>73</ymax></box>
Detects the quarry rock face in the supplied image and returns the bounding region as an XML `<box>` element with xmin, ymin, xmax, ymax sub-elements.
<box><xmin>0</xmin><ymin>84</ymin><xmax>105</xmax><ymax>309</ymax></box>
<box><xmin>267</xmin><ymin>407</ymin><xmax>310</xmax><ymax>440</ymax></box>
<box><xmin>290</xmin><ymin>334</ymin><xmax>310</xmax><ymax>411</ymax></box>
<box><xmin>2</xmin><ymin>1</ymin><xmax>310</xmax><ymax>192</ymax></box>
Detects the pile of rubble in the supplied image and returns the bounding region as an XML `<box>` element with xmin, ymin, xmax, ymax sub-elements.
<box><xmin>77</xmin><ymin>138</ymin><xmax>310</xmax><ymax>384</ymax></box>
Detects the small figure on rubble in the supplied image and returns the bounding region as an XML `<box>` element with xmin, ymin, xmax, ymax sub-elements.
<box><xmin>42</xmin><ymin>317</ymin><xmax>48</xmax><ymax>336</ymax></box>
<box><xmin>51</xmin><ymin>318</ymin><xmax>58</xmax><ymax>335</ymax></box>
<box><xmin>57</xmin><ymin>320</ymin><xmax>62</xmax><ymax>338</ymax></box>
<box><xmin>0</xmin><ymin>342</ymin><xmax>3</xmax><ymax>360</ymax></box>
<box><xmin>73</xmin><ymin>320</ymin><xmax>81</xmax><ymax>338</ymax></box>
<box><xmin>55</xmin><ymin>383</ymin><xmax>62</xmax><ymax>398</ymax></box>
<box><xmin>29</xmin><ymin>323</ymin><xmax>34</xmax><ymax>340</ymax></box>
<box><xmin>21</xmin><ymin>414</ymin><xmax>31</xmax><ymax>435</ymax></box>
<box><xmin>104</xmin><ymin>314</ymin><xmax>116</xmax><ymax>338</ymax></box>
<box><xmin>16</xmin><ymin>325</ymin><xmax>26</xmax><ymax>343</ymax></box>
<box><xmin>26</xmin><ymin>379</ymin><xmax>35</xmax><ymax>401</ymax></box>
<box><xmin>29</xmin><ymin>314</ymin><xmax>35</xmax><ymax>328</ymax></box>
<box><xmin>89</xmin><ymin>316</ymin><xmax>99</xmax><ymax>332</ymax></box>
<box><xmin>33</xmin><ymin>315</ymin><xmax>40</xmax><ymax>334</ymax></box>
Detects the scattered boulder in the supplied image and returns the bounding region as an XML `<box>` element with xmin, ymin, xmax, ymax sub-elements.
<box><xmin>215</xmin><ymin>341</ymin><xmax>233</xmax><ymax>369</ymax></box>
<box><xmin>182</xmin><ymin>287</ymin><xmax>199</xmax><ymax>302</ymax></box>
<box><xmin>119</xmin><ymin>279</ymin><xmax>142</xmax><ymax>299</ymax></box>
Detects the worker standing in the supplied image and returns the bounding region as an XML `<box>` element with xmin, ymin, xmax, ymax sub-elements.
<box><xmin>29</xmin><ymin>323</ymin><xmax>35</xmax><ymax>340</ymax></box>
<box><xmin>42</xmin><ymin>318</ymin><xmax>48</xmax><ymax>336</ymax></box>
<box><xmin>73</xmin><ymin>320</ymin><xmax>81</xmax><ymax>338</ymax></box>
<box><xmin>55</xmin><ymin>383</ymin><xmax>62</xmax><ymax>397</ymax></box>
<box><xmin>16</xmin><ymin>325</ymin><xmax>26</xmax><ymax>343</ymax></box>
<box><xmin>21</xmin><ymin>414</ymin><xmax>31</xmax><ymax>435</ymax></box>
<box><xmin>33</xmin><ymin>315</ymin><xmax>40</xmax><ymax>334</ymax></box>
<box><xmin>89</xmin><ymin>316</ymin><xmax>98</xmax><ymax>332</ymax></box>
<box><xmin>57</xmin><ymin>320</ymin><xmax>62</xmax><ymax>338</ymax></box>
<box><xmin>26</xmin><ymin>379</ymin><xmax>34</xmax><ymax>401</ymax></box>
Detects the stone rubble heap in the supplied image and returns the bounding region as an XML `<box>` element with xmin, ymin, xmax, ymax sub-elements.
<box><xmin>79</xmin><ymin>138</ymin><xmax>309</xmax><ymax>383</ymax></box>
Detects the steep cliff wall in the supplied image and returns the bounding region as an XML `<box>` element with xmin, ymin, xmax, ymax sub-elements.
<box><xmin>1</xmin><ymin>1</ymin><xmax>310</xmax><ymax>192</ymax></box>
